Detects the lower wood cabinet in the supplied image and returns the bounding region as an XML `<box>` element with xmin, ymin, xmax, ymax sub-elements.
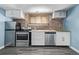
<box><xmin>55</xmin><ymin>32</ymin><xmax>70</xmax><ymax>46</ymax></box>
<box><xmin>31</xmin><ymin>31</ymin><xmax>45</xmax><ymax>45</ymax></box>
<box><xmin>31</xmin><ymin>31</ymin><xmax>70</xmax><ymax>46</ymax></box>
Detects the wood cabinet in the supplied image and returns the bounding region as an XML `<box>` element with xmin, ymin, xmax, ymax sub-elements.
<box><xmin>52</xmin><ymin>10</ymin><xmax>66</xmax><ymax>18</ymax></box>
<box><xmin>6</xmin><ymin>9</ymin><xmax>25</xmax><ymax>19</ymax></box>
<box><xmin>55</xmin><ymin>32</ymin><xmax>70</xmax><ymax>46</ymax></box>
<box><xmin>31</xmin><ymin>31</ymin><xmax>70</xmax><ymax>46</ymax></box>
<box><xmin>31</xmin><ymin>31</ymin><xmax>45</xmax><ymax>45</ymax></box>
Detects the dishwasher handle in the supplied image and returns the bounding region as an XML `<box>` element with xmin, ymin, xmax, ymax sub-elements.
<box><xmin>45</xmin><ymin>32</ymin><xmax>56</xmax><ymax>34</ymax></box>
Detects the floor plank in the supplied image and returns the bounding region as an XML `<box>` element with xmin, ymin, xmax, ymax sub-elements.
<box><xmin>0</xmin><ymin>47</ymin><xmax>78</xmax><ymax>55</ymax></box>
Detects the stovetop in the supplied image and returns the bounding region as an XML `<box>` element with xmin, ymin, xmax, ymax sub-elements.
<box><xmin>16</xmin><ymin>29</ymin><xmax>31</xmax><ymax>32</ymax></box>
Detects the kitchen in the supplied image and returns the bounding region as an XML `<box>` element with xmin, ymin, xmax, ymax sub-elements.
<box><xmin>5</xmin><ymin>8</ymin><xmax>70</xmax><ymax>47</ymax></box>
<box><xmin>0</xmin><ymin>4</ymin><xmax>78</xmax><ymax>55</ymax></box>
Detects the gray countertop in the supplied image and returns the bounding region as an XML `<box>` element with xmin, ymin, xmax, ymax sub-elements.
<box><xmin>30</xmin><ymin>30</ymin><xmax>70</xmax><ymax>32</ymax></box>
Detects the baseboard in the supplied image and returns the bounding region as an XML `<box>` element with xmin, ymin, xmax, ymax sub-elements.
<box><xmin>70</xmin><ymin>46</ymin><xmax>79</xmax><ymax>53</ymax></box>
<box><xmin>30</xmin><ymin>45</ymin><xmax>69</xmax><ymax>47</ymax></box>
<box><xmin>5</xmin><ymin>42</ymin><xmax>12</xmax><ymax>47</ymax></box>
<box><xmin>0</xmin><ymin>46</ymin><xmax>4</xmax><ymax>49</ymax></box>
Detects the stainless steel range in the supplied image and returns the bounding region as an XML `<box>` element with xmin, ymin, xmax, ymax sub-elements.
<box><xmin>16</xmin><ymin>31</ymin><xmax>29</xmax><ymax>47</ymax></box>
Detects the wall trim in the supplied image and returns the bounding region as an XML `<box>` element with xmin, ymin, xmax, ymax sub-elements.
<box><xmin>0</xmin><ymin>46</ymin><xmax>4</xmax><ymax>49</ymax></box>
<box><xmin>70</xmin><ymin>46</ymin><xmax>79</xmax><ymax>53</ymax></box>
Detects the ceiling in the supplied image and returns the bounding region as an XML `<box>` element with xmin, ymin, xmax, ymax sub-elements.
<box><xmin>0</xmin><ymin>4</ymin><xmax>74</xmax><ymax>13</ymax></box>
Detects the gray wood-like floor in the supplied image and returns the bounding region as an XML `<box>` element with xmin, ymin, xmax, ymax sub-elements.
<box><xmin>0</xmin><ymin>47</ymin><xmax>79</xmax><ymax>55</ymax></box>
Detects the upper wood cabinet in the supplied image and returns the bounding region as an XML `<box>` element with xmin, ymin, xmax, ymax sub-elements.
<box><xmin>6</xmin><ymin>9</ymin><xmax>25</xmax><ymax>19</ymax></box>
<box><xmin>52</xmin><ymin>10</ymin><xmax>66</xmax><ymax>18</ymax></box>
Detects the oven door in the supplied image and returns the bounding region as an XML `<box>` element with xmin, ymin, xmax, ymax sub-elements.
<box><xmin>16</xmin><ymin>32</ymin><xmax>28</xmax><ymax>40</ymax></box>
<box><xmin>16</xmin><ymin>32</ymin><xmax>29</xmax><ymax>47</ymax></box>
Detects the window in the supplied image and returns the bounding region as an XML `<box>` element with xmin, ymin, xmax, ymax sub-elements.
<box><xmin>29</xmin><ymin>15</ymin><xmax>48</xmax><ymax>24</ymax></box>
<box><xmin>41</xmin><ymin>16</ymin><xmax>48</xmax><ymax>23</ymax></box>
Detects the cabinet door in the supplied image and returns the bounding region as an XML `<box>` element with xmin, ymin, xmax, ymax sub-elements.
<box><xmin>6</xmin><ymin>10</ymin><xmax>20</xmax><ymax>18</ymax></box>
<box><xmin>62</xmin><ymin>32</ymin><xmax>70</xmax><ymax>46</ymax></box>
<box><xmin>32</xmin><ymin>31</ymin><xmax>45</xmax><ymax>45</ymax></box>
<box><xmin>55</xmin><ymin>32</ymin><xmax>70</xmax><ymax>46</ymax></box>
<box><xmin>53</xmin><ymin>10</ymin><xmax>66</xmax><ymax>18</ymax></box>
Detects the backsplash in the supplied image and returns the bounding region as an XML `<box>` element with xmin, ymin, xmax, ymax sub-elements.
<box><xmin>48</xmin><ymin>18</ymin><xmax>64</xmax><ymax>31</ymax></box>
<box><xmin>27</xmin><ymin>19</ymin><xmax>64</xmax><ymax>31</ymax></box>
<box><xmin>14</xmin><ymin>15</ymin><xmax>64</xmax><ymax>31</ymax></box>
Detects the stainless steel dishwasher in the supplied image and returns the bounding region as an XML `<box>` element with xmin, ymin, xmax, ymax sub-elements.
<box><xmin>45</xmin><ymin>32</ymin><xmax>56</xmax><ymax>46</ymax></box>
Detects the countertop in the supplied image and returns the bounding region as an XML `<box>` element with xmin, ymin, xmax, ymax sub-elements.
<box><xmin>31</xmin><ymin>30</ymin><xmax>57</xmax><ymax>32</ymax></box>
<box><xmin>16</xmin><ymin>29</ymin><xmax>70</xmax><ymax>32</ymax></box>
<box><xmin>31</xmin><ymin>30</ymin><xmax>70</xmax><ymax>32</ymax></box>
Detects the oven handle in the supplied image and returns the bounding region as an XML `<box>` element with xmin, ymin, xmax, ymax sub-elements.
<box><xmin>16</xmin><ymin>32</ymin><xmax>29</xmax><ymax>34</ymax></box>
